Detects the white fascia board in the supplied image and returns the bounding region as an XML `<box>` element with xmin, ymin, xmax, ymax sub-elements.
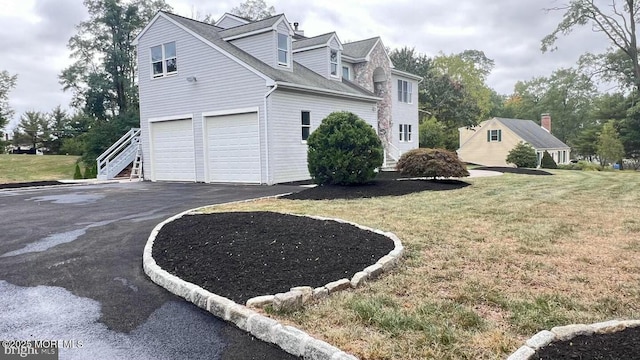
<box><xmin>158</xmin><ymin>13</ymin><xmax>273</xmax><ymax>84</ymax></box>
<box><xmin>293</xmin><ymin>44</ymin><xmax>327</xmax><ymax>53</ymax></box>
<box><xmin>276</xmin><ymin>82</ymin><xmax>381</xmax><ymax>102</ymax></box>
<box><xmin>222</xmin><ymin>27</ymin><xmax>273</xmax><ymax>41</ymax></box>
<box><xmin>329</xmin><ymin>33</ymin><xmax>344</xmax><ymax>51</ymax></box>
<box><xmin>391</xmin><ymin>68</ymin><xmax>423</xmax><ymax>81</ymax></box>
<box><xmin>341</xmin><ymin>55</ymin><xmax>362</xmax><ymax>63</ymax></box>
<box><xmin>132</xmin><ymin>12</ymin><xmax>163</xmax><ymax>45</ymax></box>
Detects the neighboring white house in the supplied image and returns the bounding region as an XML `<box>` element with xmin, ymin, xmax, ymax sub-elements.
<box><xmin>457</xmin><ymin>116</ymin><xmax>571</xmax><ymax>167</ymax></box>
<box><xmin>131</xmin><ymin>11</ymin><xmax>420</xmax><ymax>184</ymax></box>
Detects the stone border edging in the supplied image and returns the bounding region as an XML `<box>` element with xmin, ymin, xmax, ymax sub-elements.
<box><xmin>143</xmin><ymin>195</ymin><xmax>404</xmax><ymax>360</ymax></box>
<box><xmin>507</xmin><ymin>319</ymin><xmax>640</xmax><ymax>360</ymax></box>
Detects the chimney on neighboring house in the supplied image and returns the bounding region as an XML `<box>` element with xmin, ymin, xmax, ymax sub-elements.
<box><xmin>541</xmin><ymin>113</ymin><xmax>551</xmax><ymax>133</ymax></box>
<box><xmin>292</xmin><ymin>22</ymin><xmax>304</xmax><ymax>37</ymax></box>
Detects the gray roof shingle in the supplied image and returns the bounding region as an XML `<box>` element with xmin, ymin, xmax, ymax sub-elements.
<box><xmin>496</xmin><ymin>118</ymin><xmax>569</xmax><ymax>149</ymax></box>
<box><xmin>292</xmin><ymin>32</ymin><xmax>335</xmax><ymax>50</ymax></box>
<box><xmin>218</xmin><ymin>14</ymin><xmax>282</xmax><ymax>38</ymax></box>
<box><xmin>343</xmin><ymin>37</ymin><xmax>379</xmax><ymax>59</ymax></box>
<box><xmin>161</xmin><ymin>12</ymin><xmax>376</xmax><ymax>99</ymax></box>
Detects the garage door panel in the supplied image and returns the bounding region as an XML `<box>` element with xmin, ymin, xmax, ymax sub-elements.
<box><xmin>151</xmin><ymin>119</ymin><xmax>196</xmax><ymax>181</ymax></box>
<box><xmin>206</xmin><ymin>112</ymin><xmax>260</xmax><ymax>183</ymax></box>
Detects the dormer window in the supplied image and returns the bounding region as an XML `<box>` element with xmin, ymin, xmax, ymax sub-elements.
<box><xmin>278</xmin><ymin>33</ymin><xmax>289</xmax><ymax>66</ymax></box>
<box><xmin>330</xmin><ymin>49</ymin><xmax>338</xmax><ymax>77</ymax></box>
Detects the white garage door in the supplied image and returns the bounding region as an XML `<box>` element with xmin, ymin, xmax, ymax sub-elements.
<box><xmin>205</xmin><ymin>112</ymin><xmax>260</xmax><ymax>183</ymax></box>
<box><xmin>150</xmin><ymin>119</ymin><xmax>196</xmax><ymax>181</ymax></box>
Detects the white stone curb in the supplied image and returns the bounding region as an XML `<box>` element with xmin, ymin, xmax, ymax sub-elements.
<box><xmin>143</xmin><ymin>196</ymin><xmax>402</xmax><ymax>360</ymax></box>
<box><xmin>506</xmin><ymin>319</ymin><xmax>640</xmax><ymax>360</ymax></box>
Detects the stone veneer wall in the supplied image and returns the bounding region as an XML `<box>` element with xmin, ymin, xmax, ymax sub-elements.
<box><xmin>352</xmin><ymin>41</ymin><xmax>392</xmax><ymax>148</ymax></box>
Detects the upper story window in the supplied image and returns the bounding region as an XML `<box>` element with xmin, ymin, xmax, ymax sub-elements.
<box><xmin>151</xmin><ymin>42</ymin><xmax>177</xmax><ymax>78</ymax></box>
<box><xmin>397</xmin><ymin>79</ymin><xmax>412</xmax><ymax>103</ymax></box>
<box><xmin>399</xmin><ymin>124</ymin><xmax>412</xmax><ymax>142</ymax></box>
<box><xmin>342</xmin><ymin>66</ymin><xmax>350</xmax><ymax>80</ymax></box>
<box><xmin>330</xmin><ymin>49</ymin><xmax>339</xmax><ymax>77</ymax></box>
<box><xmin>487</xmin><ymin>129</ymin><xmax>502</xmax><ymax>142</ymax></box>
<box><xmin>277</xmin><ymin>33</ymin><xmax>289</xmax><ymax>66</ymax></box>
<box><xmin>301</xmin><ymin>111</ymin><xmax>311</xmax><ymax>141</ymax></box>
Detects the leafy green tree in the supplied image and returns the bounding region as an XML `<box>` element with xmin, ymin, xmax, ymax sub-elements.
<box><xmin>571</xmin><ymin>125</ymin><xmax>601</xmax><ymax>162</ymax></box>
<box><xmin>506</xmin><ymin>143</ymin><xmax>538</xmax><ymax>168</ymax></box>
<box><xmin>231</xmin><ymin>0</ymin><xmax>275</xmax><ymax>20</ymax></box>
<box><xmin>0</xmin><ymin>70</ymin><xmax>18</xmax><ymax>151</ymax></box>
<box><xmin>307</xmin><ymin>112</ymin><xmax>383</xmax><ymax>185</ymax></box>
<box><xmin>540</xmin><ymin>151</ymin><xmax>557</xmax><ymax>169</ymax></box>
<box><xmin>597</xmin><ymin>120</ymin><xmax>626</xmax><ymax>166</ymax></box>
<box><xmin>12</xmin><ymin>111</ymin><xmax>49</xmax><ymax>150</ymax></box>
<box><xmin>396</xmin><ymin>148</ymin><xmax>469</xmax><ymax>179</ymax></box>
<box><xmin>45</xmin><ymin>106</ymin><xmax>72</xmax><ymax>154</ymax></box>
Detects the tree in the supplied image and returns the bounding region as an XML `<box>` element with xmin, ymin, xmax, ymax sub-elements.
<box><xmin>597</xmin><ymin>120</ymin><xmax>626</xmax><ymax>166</ymax></box>
<box><xmin>12</xmin><ymin>111</ymin><xmax>49</xmax><ymax>150</ymax></box>
<box><xmin>571</xmin><ymin>125</ymin><xmax>601</xmax><ymax>161</ymax></box>
<box><xmin>45</xmin><ymin>106</ymin><xmax>72</xmax><ymax>154</ymax></box>
<box><xmin>506</xmin><ymin>143</ymin><xmax>538</xmax><ymax>168</ymax></box>
<box><xmin>0</xmin><ymin>70</ymin><xmax>18</xmax><ymax>149</ymax></box>
<box><xmin>540</xmin><ymin>151</ymin><xmax>558</xmax><ymax>169</ymax></box>
<box><xmin>230</xmin><ymin>0</ymin><xmax>275</xmax><ymax>20</ymax></box>
<box><xmin>542</xmin><ymin>0</ymin><xmax>640</xmax><ymax>93</ymax></box>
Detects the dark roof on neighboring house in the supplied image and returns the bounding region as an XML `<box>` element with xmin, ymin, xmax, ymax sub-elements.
<box><xmin>496</xmin><ymin>118</ymin><xmax>569</xmax><ymax>149</ymax></box>
<box><xmin>218</xmin><ymin>14</ymin><xmax>282</xmax><ymax>38</ymax></box>
<box><xmin>292</xmin><ymin>32</ymin><xmax>334</xmax><ymax>50</ymax></box>
<box><xmin>343</xmin><ymin>37</ymin><xmax>379</xmax><ymax>59</ymax></box>
<box><xmin>161</xmin><ymin>12</ymin><xmax>377</xmax><ymax>99</ymax></box>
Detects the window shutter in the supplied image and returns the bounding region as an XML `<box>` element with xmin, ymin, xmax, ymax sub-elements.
<box><xmin>498</xmin><ymin>129</ymin><xmax>502</xmax><ymax>142</ymax></box>
<box><xmin>487</xmin><ymin>130</ymin><xmax>490</xmax><ymax>142</ymax></box>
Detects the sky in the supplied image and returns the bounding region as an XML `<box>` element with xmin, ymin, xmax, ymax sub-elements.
<box><xmin>0</xmin><ymin>0</ymin><xmax>612</xmax><ymax>131</ymax></box>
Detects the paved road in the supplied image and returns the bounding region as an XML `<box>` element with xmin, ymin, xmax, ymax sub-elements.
<box><xmin>0</xmin><ymin>181</ymin><xmax>302</xmax><ymax>359</ymax></box>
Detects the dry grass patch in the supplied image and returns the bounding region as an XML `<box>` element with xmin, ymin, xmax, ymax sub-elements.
<box><xmin>201</xmin><ymin>170</ymin><xmax>640</xmax><ymax>359</ymax></box>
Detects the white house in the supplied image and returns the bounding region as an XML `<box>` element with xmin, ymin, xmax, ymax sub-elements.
<box><xmin>128</xmin><ymin>11</ymin><xmax>420</xmax><ymax>184</ymax></box>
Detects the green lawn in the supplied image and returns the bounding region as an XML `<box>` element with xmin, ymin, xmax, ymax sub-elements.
<box><xmin>201</xmin><ymin>170</ymin><xmax>640</xmax><ymax>359</ymax></box>
<box><xmin>0</xmin><ymin>154</ymin><xmax>81</xmax><ymax>183</ymax></box>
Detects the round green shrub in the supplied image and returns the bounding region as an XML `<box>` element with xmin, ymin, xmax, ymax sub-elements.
<box><xmin>396</xmin><ymin>148</ymin><xmax>469</xmax><ymax>178</ymax></box>
<box><xmin>540</xmin><ymin>150</ymin><xmax>557</xmax><ymax>169</ymax></box>
<box><xmin>506</xmin><ymin>142</ymin><xmax>537</xmax><ymax>168</ymax></box>
<box><xmin>307</xmin><ymin>111</ymin><xmax>383</xmax><ymax>185</ymax></box>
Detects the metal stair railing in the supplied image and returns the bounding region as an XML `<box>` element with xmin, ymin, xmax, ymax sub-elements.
<box><xmin>382</xmin><ymin>142</ymin><xmax>402</xmax><ymax>169</ymax></box>
<box><xmin>97</xmin><ymin>128</ymin><xmax>141</xmax><ymax>180</ymax></box>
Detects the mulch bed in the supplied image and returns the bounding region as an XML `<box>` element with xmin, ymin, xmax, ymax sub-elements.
<box><xmin>534</xmin><ymin>326</ymin><xmax>640</xmax><ymax>359</ymax></box>
<box><xmin>0</xmin><ymin>181</ymin><xmax>65</xmax><ymax>189</ymax></box>
<box><xmin>474</xmin><ymin>166</ymin><xmax>552</xmax><ymax>175</ymax></box>
<box><xmin>152</xmin><ymin>211</ymin><xmax>394</xmax><ymax>304</ymax></box>
<box><xmin>282</xmin><ymin>172</ymin><xmax>470</xmax><ymax>200</ymax></box>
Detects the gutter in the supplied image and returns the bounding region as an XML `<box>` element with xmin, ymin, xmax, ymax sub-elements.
<box><xmin>276</xmin><ymin>82</ymin><xmax>381</xmax><ymax>102</ymax></box>
<box><xmin>263</xmin><ymin>84</ymin><xmax>278</xmax><ymax>185</ymax></box>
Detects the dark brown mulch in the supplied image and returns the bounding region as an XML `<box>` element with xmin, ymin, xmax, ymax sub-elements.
<box><xmin>0</xmin><ymin>181</ymin><xmax>65</xmax><ymax>189</ymax></box>
<box><xmin>282</xmin><ymin>172</ymin><xmax>470</xmax><ymax>200</ymax></box>
<box><xmin>152</xmin><ymin>211</ymin><xmax>394</xmax><ymax>304</ymax></box>
<box><xmin>534</xmin><ymin>326</ymin><xmax>640</xmax><ymax>359</ymax></box>
<box><xmin>474</xmin><ymin>166</ymin><xmax>552</xmax><ymax>175</ymax></box>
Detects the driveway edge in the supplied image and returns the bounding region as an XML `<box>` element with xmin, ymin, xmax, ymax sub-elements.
<box><xmin>143</xmin><ymin>195</ymin><xmax>404</xmax><ymax>360</ymax></box>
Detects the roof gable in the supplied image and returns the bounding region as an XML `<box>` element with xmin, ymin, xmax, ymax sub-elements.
<box><xmin>293</xmin><ymin>32</ymin><xmax>342</xmax><ymax>52</ymax></box>
<box><xmin>495</xmin><ymin>118</ymin><xmax>569</xmax><ymax>149</ymax></box>
<box><xmin>219</xmin><ymin>14</ymin><xmax>293</xmax><ymax>40</ymax></box>
<box><xmin>214</xmin><ymin>13</ymin><xmax>251</xmax><ymax>28</ymax></box>
<box><xmin>343</xmin><ymin>37</ymin><xmax>380</xmax><ymax>60</ymax></box>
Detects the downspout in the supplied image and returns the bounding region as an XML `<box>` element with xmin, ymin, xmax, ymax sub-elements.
<box><xmin>263</xmin><ymin>83</ymin><xmax>278</xmax><ymax>185</ymax></box>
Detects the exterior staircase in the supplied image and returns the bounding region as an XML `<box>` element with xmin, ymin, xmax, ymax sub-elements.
<box><xmin>97</xmin><ymin>128</ymin><xmax>142</xmax><ymax>181</ymax></box>
<box><xmin>381</xmin><ymin>143</ymin><xmax>402</xmax><ymax>171</ymax></box>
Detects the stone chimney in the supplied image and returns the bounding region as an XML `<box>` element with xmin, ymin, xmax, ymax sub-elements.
<box><xmin>541</xmin><ymin>113</ymin><xmax>551</xmax><ymax>133</ymax></box>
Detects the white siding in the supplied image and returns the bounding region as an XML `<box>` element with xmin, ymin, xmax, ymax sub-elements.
<box><xmin>293</xmin><ymin>47</ymin><xmax>329</xmax><ymax>78</ymax></box>
<box><xmin>216</xmin><ymin>16</ymin><xmax>247</xmax><ymax>29</ymax></box>
<box><xmin>329</xmin><ymin>37</ymin><xmax>340</xmax><ymax>49</ymax></box>
<box><xmin>267</xmin><ymin>89</ymin><xmax>378</xmax><ymax>183</ymax></box>
<box><xmin>391</xmin><ymin>74</ymin><xmax>419</xmax><ymax>154</ymax></box>
<box><xmin>229</xmin><ymin>31</ymin><xmax>276</xmax><ymax>68</ymax></box>
<box><xmin>137</xmin><ymin>16</ymin><xmax>269</xmax><ymax>183</ymax></box>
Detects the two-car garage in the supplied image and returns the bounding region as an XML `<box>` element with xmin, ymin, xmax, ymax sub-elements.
<box><xmin>148</xmin><ymin>110</ymin><xmax>261</xmax><ymax>183</ymax></box>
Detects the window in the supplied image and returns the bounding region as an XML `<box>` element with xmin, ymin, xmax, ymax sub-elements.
<box><xmin>342</xmin><ymin>66</ymin><xmax>350</xmax><ymax>80</ymax></box>
<box><xmin>397</xmin><ymin>80</ymin><xmax>412</xmax><ymax>103</ymax></box>
<box><xmin>330</xmin><ymin>49</ymin><xmax>338</xmax><ymax>76</ymax></box>
<box><xmin>151</xmin><ymin>42</ymin><xmax>177</xmax><ymax>78</ymax></box>
<box><xmin>487</xmin><ymin>129</ymin><xmax>501</xmax><ymax>142</ymax></box>
<box><xmin>278</xmin><ymin>33</ymin><xmax>289</xmax><ymax>66</ymax></box>
<box><xmin>399</xmin><ymin>124</ymin><xmax>412</xmax><ymax>142</ymax></box>
<box><xmin>301</xmin><ymin>111</ymin><xmax>311</xmax><ymax>141</ymax></box>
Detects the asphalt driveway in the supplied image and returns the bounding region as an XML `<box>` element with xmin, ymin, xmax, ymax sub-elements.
<box><xmin>0</xmin><ymin>181</ymin><xmax>302</xmax><ymax>360</ymax></box>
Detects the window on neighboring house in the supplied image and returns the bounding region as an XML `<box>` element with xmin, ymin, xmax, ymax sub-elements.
<box><xmin>399</xmin><ymin>124</ymin><xmax>412</xmax><ymax>142</ymax></box>
<box><xmin>487</xmin><ymin>129</ymin><xmax>501</xmax><ymax>142</ymax></box>
<box><xmin>342</xmin><ymin>66</ymin><xmax>350</xmax><ymax>80</ymax></box>
<box><xmin>151</xmin><ymin>42</ymin><xmax>177</xmax><ymax>78</ymax></box>
<box><xmin>397</xmin><ymin>80</ymin><xmax>412</xmax><ymax>103</ymax></box>
<box><xmin>330</xmin><ymin>49</ymin><xmax>339</xmax><ymax>77</ymax></box>
<box><xmin>278</xmin><ymin>33</ymin><xmax>289</xmax><ymax>66</ymax></box>
<box><xmin>301</xmin><ymin>111</ymin><xmax>311</xmax><ymax>141</ymax></box>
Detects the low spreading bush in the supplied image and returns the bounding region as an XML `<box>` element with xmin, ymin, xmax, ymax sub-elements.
<box><xmin>540</xmin><ymin>151</ymin><xmax>557</xmax><ymax>169</ymax></box>
<box><xmin>396</xmin><ymin>148</ymin><xmax>469</xmax><ymax>179</ymax></box>
<box><xmin>557</xmin><ymin>161</ymin><xmax>602</xmax><ymax>171</ymax></box>
<box><xmin>506</xmin><ymin>143</ymin><xmax>537</xmax><ymax>168</ymax></box>
<box><xmin>73</xmin><ymin>163</ymin><xmax>83</xmax><ymax>179</ymax></box>
<box><xmin>307</xmin><ymin>111</ymin><xmax>383</xmax><ymax>185</ymax></box>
